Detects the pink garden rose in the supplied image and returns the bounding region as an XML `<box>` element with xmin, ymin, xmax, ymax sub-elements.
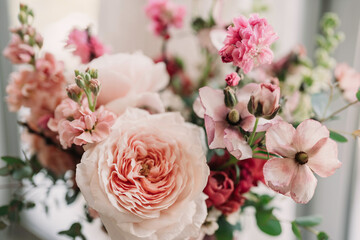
<box><xmin>219</xmin><ymin>14</ymin><xmax>278</xmax><ymax>73</ymax></box>
<box><xmin>3</xmin><ymin>34</ymin><xmax>34</xmax><ymax>64</ymax></box>
<box><xmin>225</xmin><ymin>72</ymin><xmax>241</xmax><ymax>86</ymax></box>
<box><xmin>248</xmin><ymin>83</ymin><xmax>280</xmax><ymax>119</ymax></box>
<box><xmin>145</xmin><ymin>0</ymin><xmax>186</xmax><ymax>38</ymax></box>
<box><xmin>335</xmin><ymin>63</ymin><xmax>360</xmax><ymax>102</ymax></box>
<box><xmin>264</xmin><ymin>120</ymin><xmax>342</xmax><ymax>203</ymax></box>
<box><xmin>76</xmin><ymin>108</ymin><xmax>209</xmax><ymax>240</ymax></box>
<box><xmin>87</xmin><ymin>53</ymin><xmax>169</xmax><ymax>115</ymax></box>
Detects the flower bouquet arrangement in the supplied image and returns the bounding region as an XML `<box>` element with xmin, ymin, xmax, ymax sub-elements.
<box><xmin>0</xmin><ymin>1</ymin><xmax>358</xmax><ymax>240</ymax></box>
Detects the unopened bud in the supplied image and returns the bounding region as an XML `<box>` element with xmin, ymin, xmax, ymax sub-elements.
<box><xmin>75</xmin><ymin>76</ymin><xmax>85</xmax><ymax>89</ymax></box>
<box><xmin>89</xmin><ymin>69</ymin><xmax>98</xmax><ymax>79</ymax></box>
<box><xmin>84</xmin><ymin>73</ymin><xmax>91</xmax><ymax>84</ymax></box>
<box><xmin>66</xmin><ymin>84</ymin><xmax>82</xmax><ymax>103</ymax></box>
<box><xmin>74</xmin><ymin>70</ymin><xmax>80</xmax><ymax>77</ymax></box>
<box><xmin>224</xmin><ymin>86</ymin><xmax>238</xmax><ymax>108</ymax></box>
<box><xmin>89</xmin><ymin>79</ymin><xmax>100</xmax><ymax>96</ymax></box>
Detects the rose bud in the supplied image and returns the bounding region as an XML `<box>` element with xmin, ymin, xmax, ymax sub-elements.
<box><xmin>225</xmin><ymin>72</ymin><xmax>241</xmax><ymax>87</ymax></box>
<box><xmin>203</xmin><ymin>171</ymin><xmax>234</xmax><ymax>207</ymax></box>
<box><xmin>66</xmin><ymin>83</ymin><xmax>82</xmax><ymax>103</ymax></box>
<box><xmin>89</xmin><ymin>78</ymin><xmax>100</xmax><ymax>96</ymax></box>
<box><xmin>223</xmin><ymin>86</ymin><xmax>238</xmax><ymax>108</ymax></box>
<box><xmin>248</xmin><ymin>83</ymin><xmax>280</xmax><ymax>119</ymax></box>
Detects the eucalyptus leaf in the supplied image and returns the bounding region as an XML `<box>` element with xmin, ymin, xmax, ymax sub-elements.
<box><xmin>12</xmin><ymin>165</ymin><xmax>33</xmax><ymax>180</ymax></box>
<box><xmin>329</xmin><ymin>131</ymin><xmax>347</xmax><ymax>143</ymax></box>
<box><xmin>291</xmin><ymin>221</ymin><xmax>302</xmax><ymax>239</ymax></box>
<box><xmin>0</xmin><ymin>166</ymin><xmax>10</xmax><ymax>176</ymax></box>
<box><xmin>295</xmin><ymin>215</ymin><xmax>322</xmax><ymax>227</ymax></box>
<box><xmin>255</xmin><ymin>210</ymin><xmax>282</xmax><ymax>236</ymax></box>
<box><xmin>1</xmin><ymin>156</ymin><xmax>24</xmax><ymax>166</ymax></box>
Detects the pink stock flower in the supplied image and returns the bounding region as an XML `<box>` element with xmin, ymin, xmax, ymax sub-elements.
<box><xmin>58</xmin><ymin>106</ymin><xmax>116</xmax><ymax>149</ymax></box>
<box><xmin>145</xmin><ymin>0</ymin><xmax>186</xmax><ymax>38</ymax></box>
<box><xmin>219</xmin><ymin>14</ymin><xmax>278</xmax><ymax>73</ymax></box>
<box><xmin>335</xmin><ymin>63</ymin><xmax>360</xmax><ymax>102</ymax></box>
<box><xmin>3</xmin><ymin>34</ymin><xmax>34</xmax><ymax>64</ymax></box>
<box><xmin>264</xmin><ymin>120</ymin><xmax>342</xmax><ymax>204</ymax></box>
<box><xmin>66</xmin><ymin>28</ymin><xmax>108</xmax><ymax>63</ymax></box>
<box><xmin>225</xmin><ymin>72</ymin><xmax>241</xmax><ymax>86</ymax></box>
<box><xmin>194</xmin><ymin>84</ymin><xmax>281</xmax><ymax>159</ymax></box>
<box><xmin>248</xmin><ymin>83</ymin><xmax>281</xmax><ymax>119</ymax></box>
<box><xmin>48</xmin><ymin>98</ymin><xmax>82</xmax><ymax>132</ymax></box>
<box><xmin>35</xmin><ymin>52</ymin><xmax>65</xmax><ymax>87</ymax></box>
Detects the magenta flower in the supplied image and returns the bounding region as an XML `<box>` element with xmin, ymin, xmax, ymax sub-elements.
<box><xmin>219</xmin><ymin>14</ymin><xmax>278</xmax><ymax>73</ymax></box>
<box><xmin>145</xmin><ymin>0</ymin><xmax>186</xmax><ymax>38</ymax></box>
<box><xmin>66</xmin><ymin>28</ymin><xmax>109</xmax><ymax>64</ymax></box>
<box><xmin>264</xmin><ymin>120</ymin><xmax>342</xmax><ymax>203</ymax></box>
<box><xmin>225</xmin><ymin>72</ymin><xmax>241</xmax><ymax>86</ymax></box>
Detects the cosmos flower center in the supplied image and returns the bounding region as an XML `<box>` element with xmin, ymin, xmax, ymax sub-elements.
<box><xmin>295</xmin><ymin>151</ymin><xmax>309</xmax><ymax>165</ymax></box>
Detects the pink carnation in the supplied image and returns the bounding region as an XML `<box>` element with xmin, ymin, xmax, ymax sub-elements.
<box><xmin>66</xmin><ymin>28</ymin><xmax>108</xmax><ymax>63</ymax></box>
<box><xmin>264</xmin><ymin>120</ymin><xmax>341</xmax><ymax>203</ymax></box>
<box><xmin>335</xmin><ymin>63</ymin><xmax>360</xmax><ymax>102</ymax></box>
<box><xmin>225</xmin><ymin>72</ymin><xmax>241</xmax><ymax>86</ymax></box>
<box><xmin>57</xmin><ymin>105</ymin><xmax>116</xmax><ymax>149</ymax></box>
<box><xmin>3</xmin><ymin>34</ymin><xmax>34</xmax><ymax>64</ymax></box>
<box><xmin>145</xmin><ymin>0</ymin><xmax>186</xmax><ymax>38</ymax></box>
<box><xmin>219</xmin><ymin>14</ymin><xmax>278</xmax><ymax>73</ymax></box>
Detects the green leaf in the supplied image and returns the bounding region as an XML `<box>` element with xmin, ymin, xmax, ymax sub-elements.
<box><xmin>0</xmin><ymin>166</ymin><xmax>10</xmax><ymax>176</ymax></box>
<box><xmin>295</xmin><ymin>215</ymin><xmax>322</xmax><ymax>227</ymax></box>
<box><xmin>329</xmin><ymin>131</ymin><xmax>347</xmax><ymax>143</ymax></box>
<box><xmin>356</xmin><ymin>89</ymin><xmax>360</xmax><ymax>101</ymax></box>
<box><xmin>25</xmin><ymin>202</ymin><xmax>36</xmax><ymax>209</ymax></box>
<box><xmin>255</xmin><ymin>209</ymin><xmax>282</xmax><ymax>236</ymax></box>
<box><xmin>58</xmin><ymin>222</ymin><xmax>86</xmax><ymax>240</ymax></box>
<box><xmin>0</xmin><ymin>205</ymin><xmax>8</xmax><ymax>216</ymax></box>
<box><xmin>215</xmin><ymin>215</ymin><xmax>235</xmax><ymax>240</ymax></box>
<box><xmin>291</xmin><ymin>221</ymin><xmax>302</xmax><ymax>239</ymax></box>
<box><xmin>1</xmin><ymin>156</ymin><xmax>24</xmax><ymax>166</ymax></box>
<box><xmin>65</xmin><ymin>189</ymin><xmax>80</xmax><ymax>205</ymax></box>
<box><xmin>12</xmin><ymin>165</ymin><xmax>33</xmax><ymax>180</ymax></box>
<box><xmin>258</xmin><ymin>195</ymin><xmax>274</xmax><ymax>206</ymax></box>
<box><xmin>317</xmin><ymin>231</ymin><xmax>329</xmax><ymax>240</ymax></box>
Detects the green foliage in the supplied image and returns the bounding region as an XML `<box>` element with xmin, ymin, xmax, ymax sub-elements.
<box><xmin>291</xmin><ymin>221</ymin><xmax>302</xmax><ymax>239</ymax></box>
<box><xmin>59</xmin><ymin>222</ymin><xmax>86</xmax><ymax>240</ymax></box>
<box><xmin>294</xmin><ymin>215</ymin><xmax>322</xmax><ymax>227</ymax></box>
<box><xmin>215</xmin><ymin>215</ymin><xmax>241</xmax><ymax>240</ymax></box>
<box><xmin>0</xmin><ymin>156</ymin><xmax>34</xmax><ymax>180</ymax></box>
<box><xmin>329</xmin><ymin>130</ymin><xmax>348</xmax><ymax>143</ymax></box>
<box><xmin>317</xmin><ymin>231</ymin><xmax>329</xmax><ymax>240</ymax></box>
<box><xmin>356</xmin><ymin>89</ymin><xmax>360</xmax><ymax>101</ymax></box>
<box><xmin>65</xmin><ymin>188</ymin><xmax>80</xmax><ymax>205</ymax></box>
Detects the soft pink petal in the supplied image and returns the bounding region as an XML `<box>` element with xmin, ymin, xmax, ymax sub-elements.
<box><xmin>290</xmin><ymin>165</ymin><xmax>317</xmax><ymax>204</ymax></box>
<box><xmin>193</xmin><ymin>97</ymin><xmax>205</xmax><ymax>118</ymax></box>
<box><xmin>307</xmin><ymin>138</ymin><xmax>342</xmax><ymax>178</ymax></box>
<box><xmin>223</xmin><ymin>128</ymin><xmax>252</xmax><ymax>160</ymax></box>
<box><xmin>204</xmin><ymin>115</ymin><xmax>227</xmax><ymax>149</ymax></box>
<box><xmin>265</xmin><ymin>121</ymin><xmax>296</xmax><ymax>157</ymax></box>
<box><xmin>199</xmin><ymin>87</ymin><xmax>228</xmax><ymax>121</ymax></box>
<box><xmin>263</xmin><ymin>157</ymin><xmax>298</xmax><ymax>195</ymax></box>
<box><xmin>293</xmin><ymin>119</ymin><xmax>329</xmax><ymax>152</ymax></box>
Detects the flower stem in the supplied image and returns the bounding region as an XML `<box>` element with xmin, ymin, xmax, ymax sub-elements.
<box><xmin>248</xmin><ymin>118</ymin><xmax>259</xmax><ymax>146</ymax></box>
<box><xmin>198</xmin><ymin>49</ymin><xmax>213</xmax><ymax>88</ymax></box>
<box><xmin>161</xmin><ymin>39</ymin><xmax>168</xmax><ymax>65</ymax></box>
<box><xmin>252</xmin><ymin>155</ymin><xmax>269</xmax><ymax>160</ymax></box>
<box><xmin>84</xmin><ymin>89</ymin><xmax>95</xmax><ymax>112</ymax></box>
<box><xmin>320</xmin><ymin>100</ymin><xmax>358</xmax><ymax>123</ymax></box>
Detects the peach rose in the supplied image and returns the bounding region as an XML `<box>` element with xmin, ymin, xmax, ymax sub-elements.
<box><xmin>76</xmin><ymin>108</ymin><xmax>210</xmax><ymax>240</ymax></box>
<box><xmin>87</xmin><ymin>53</ymin><xmax>169</xmax><ymax>115</ymax></box>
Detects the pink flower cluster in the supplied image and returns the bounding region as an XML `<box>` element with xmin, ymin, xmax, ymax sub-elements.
<box><xmin>66</xmin><ymin>28</ymin><xmax>109</xmax><ymax>64</ymax></box>
<box><xmin>145</xmin><ymin>0</ymin><xmax>186</xmax><ymax>38</ymax></box>
<box><xmin>48</xmin><ymin>99</ymin><xmax>116</xmax><ymax>149</ymax></box>
<box><xmin>3</xmin><ymin>34</ymin><xmax>34</xmax><ymax>64</ymax></box>
<box><xmin>6</xmin><ymin>52</ymin><xmax>66</xmax><ymax>113</ymax></box>
<box><xmin>225</xmin><ymin>72</ymin><xmax>241</xmax><ymax>86</ymax></box>
<box><xmin>335</xmin><ymin>63</ymin><xmax>360</xmax><ymax>102</ymax></box>
<box><xmin>219</xmin><ymin>14</ymin><xmax>278</xmax><ymax>74</ymax></box>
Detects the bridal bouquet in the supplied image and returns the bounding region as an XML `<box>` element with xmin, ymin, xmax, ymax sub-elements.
<box><xmin>1</xmin><ymin>1</ymin><xmax>358</xmax><ymax>240</ymax></box>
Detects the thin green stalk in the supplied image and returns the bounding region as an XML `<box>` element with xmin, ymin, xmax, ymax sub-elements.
<box><xmin>248</xmin><ymin>118</ymin><xmax>259</xmax><ymax>146</ymax></box>
<box><xmin>320</xmin><ymin>100</ymin><xmax>358</xmax><ymax>123</ymax></box>
<box><xmin>252</xmin><ymin>155</ymin><xmax>269</xmax><ymax>160</ymax></box>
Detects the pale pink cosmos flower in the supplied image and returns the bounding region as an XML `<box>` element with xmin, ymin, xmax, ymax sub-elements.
<box><xmin>3</xmin><ymin>34</ymin><xmax>34</xmax><ymax>64</ymax></box>
<box><xmin>145</xmin><ymin>0</ymin><xmax>186</xmax><ymax>38</ymax></box>
<box><xmin>264</xmin><ymin>120</ymin><xmax>341</xmax><ymax>204</ymax></box>
<box><xmin>66</xmin><ymin>28</ymin><xmax>109</xmax><ymax>63</ymax></box>
<box><xmin>58</xmin><ymin>105</ymin><xmax>116</xmax><ymax>149</ymax></box>
<box><xmin>335</xmin><ymin>63</ymin><xmax>360</xmax><ymax>102</ymax></box>
<box><xmin>225</xmin><ymin>72</ymin><xmax>241</xmax><ymax>86</ymax></box>
<box><xmin>219</xmin><ymin>14</ymin><xmax>278</xmax><ymax>74</ymax></box>
<box><xmin>194</xmin><ymin>84</ymin><xmax>281</xmax><ymax>159</ymax></box>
